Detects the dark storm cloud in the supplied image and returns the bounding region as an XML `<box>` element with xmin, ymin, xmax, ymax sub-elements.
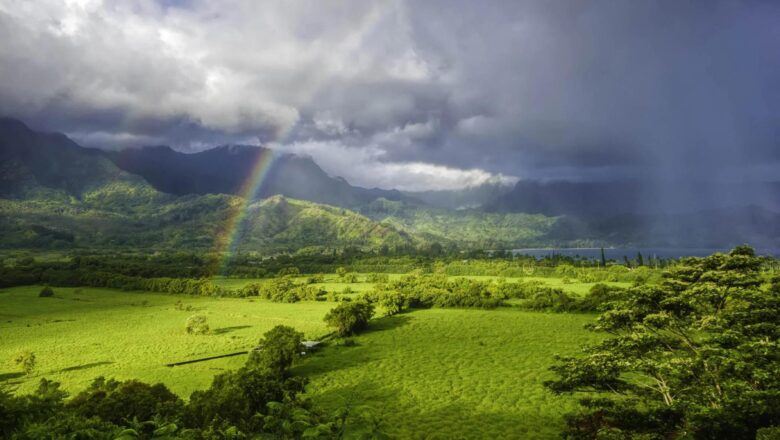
<box><xmin>0</xmin><ymin>0</ymin><xmax>777</xmax><ymax>189</ymax></box>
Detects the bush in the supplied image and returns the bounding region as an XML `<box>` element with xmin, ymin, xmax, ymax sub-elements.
<box><xmin>185</xmin><ymin>315</ymin><xmax>209</xmax><ymax>335</ymax></box>
<box><xmin>521</xmin><ymin>288</ymin><xmax>576</xmax><ymax>312</ymax></box>
<box><xmin>38</xmin><ymin>286</ymin><xmax>54</xmax><ymax>297</ymax></box>
<box><xmin>367</xmin><ymin>273</ymin><xmax>389</xmax><ymax>283</ymax></box>
<box><xmin>324</xmin><ymin>301</ymin><xmax>375</xmax><ymax>337</ymax></box>
<box><xmin>15</xmin><ymin>351</ymin><xmax>36</xmax><ymax>375</ymax></box>
<box><xmin>68</xmin><ymin>377</ymin><xmax>183</xmax><ymax>425</ymax></box>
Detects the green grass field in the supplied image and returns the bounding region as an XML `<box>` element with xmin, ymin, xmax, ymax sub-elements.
<box><xmin>0</xmin><ymin>286</ymin><xmax>333</xmax><ymax>396</ymax></box>
<box><xmin>297</xmin><ymin>308</ymin><xmax>600</xmax><ymax>439</ymax></box>
<box><xmin>1</xmin><ymin>280</ymin><xmax>602</xmax><ymax>438</ymax></box>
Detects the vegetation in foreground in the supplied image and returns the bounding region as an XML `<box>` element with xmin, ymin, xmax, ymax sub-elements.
<box><xmin>0</xmin><ymin>247</ymin><xmax>777</xmax><ymax>438</ymax></box>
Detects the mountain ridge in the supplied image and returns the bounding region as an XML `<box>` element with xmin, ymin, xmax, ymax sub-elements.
<box><xmin>107</xmin><ymin>142</ymin><xmax>409</xmax><ymax>209</ymax></box>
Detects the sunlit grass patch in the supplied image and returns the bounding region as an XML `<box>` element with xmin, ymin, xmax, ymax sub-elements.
<box><xmin>296</xmin><ymin>308</ymin><xmax>601</xmax><ymax>439</ymax></box>
<box><xmin>0</xmin><ymin>286</ymin><xmax>333</xmax><ymax>396</ymax></box>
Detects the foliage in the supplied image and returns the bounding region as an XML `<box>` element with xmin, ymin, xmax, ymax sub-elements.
<box><xmin>67</xmin><ymin>377</ymin><xmax>183</xmax><ymax>426</ymax></box>
<box><xmin>185</xmin><ymin>314</ymin><xmax>209</xmax><ymax>335</ymax></box>
<box><xmin>15</xmin><ymin>351</ymin><xmax>36</xmax><ymax>375</ymax></box>
<box><xmin>248</xmin><ymin>325</ymin><xmax>304</xmax><ymax>376</ymax></box>
<box><xmin>38</xmin><ymin>285</ymin><xmax>54</xmax><ymax>297</ymax></box>
<box><xmin>0</xmin><ymin>325</ymin><xmax>340</xmax><ymax>438</ymax></box>
<box><xmin>324</xmin><ymin>301</ymin><xmax>375</xmax><ymax>337</ymax></box>
<box><xmin>241</xmin><ymin>277</ymin><xmax>326</xmax><ymax>302</ymax></box>
<box><xmin>545</xmin><ymin>246</ymin><xmax>780</xmax><ymax>438</ymax></box>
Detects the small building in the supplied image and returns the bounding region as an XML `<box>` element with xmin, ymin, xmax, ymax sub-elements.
<box><xmin>300</xmin><ymin>340</ymin><xmax>322</xmax><ymax>355</ymax></box>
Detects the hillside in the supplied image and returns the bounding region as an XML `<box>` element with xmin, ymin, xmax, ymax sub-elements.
<box><xmin>0</xmin><ymin>118</ymin><xmax>419</xmax><ymax>252</ymax></box>
<box><xmin>360</xmin><ymin>198</ymin><xmax>566</xmax><ymax>248</ymax></box>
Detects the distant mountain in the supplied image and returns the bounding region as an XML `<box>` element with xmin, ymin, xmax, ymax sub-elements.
<box><xmin>403</xmin><ymin>182</ymin><xmax>513</xmax><ymax>210</ymax></box>
<box><xmin>0</xmin><ymin>118</ymin><xmax>421</xmax><ymax>252</ymax></box>
<box><xmin>360</xmin><ymin>198</ymin><xmax>564</xmax><ymax>249</ymax></box>
<box><xmin>1</xmin><ymin>116</ymin><xmax>778</xmax><ymax>251</ymax></box>
<box><xmin>0</xmin><ymin>117</ymin><xmax>147</xmax><ymax>198</ymax></box>
<box><xmin>108</xmin><ymin>144</ymin><xmax>407</xmax><ymax>208</ymax></box>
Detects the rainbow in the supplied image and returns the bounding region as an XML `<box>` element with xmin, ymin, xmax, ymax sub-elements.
<box><xmin>209</xmin><ymin>2</ymin><xmax>393</xmax><ymax>274</ymax></box>
<box><xmin>211</xmin><ymin>147</ymin><xmax>278</xmax><ymax>274</ymax></box>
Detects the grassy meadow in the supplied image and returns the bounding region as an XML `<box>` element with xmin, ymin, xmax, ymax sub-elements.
<box><xmin>297</xmin><ymin>308</ymin><xmax>600</xmax><ymax>439</ymax></box>
<box><xmin>1</xmin><ymin>274</ymin><xmax>613</xmax><ymax>438</ymax></box>
<box><xmin>0</xmin><ymin>286</ymin><xmax>333</xmax><ymax>396</ymax></box>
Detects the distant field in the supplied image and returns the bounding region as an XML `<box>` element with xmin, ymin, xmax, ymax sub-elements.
<box><xmin>297</xmin><ymin>308</ymin><xmax>600</xmax><ymax>439</ymax></box>
<box><xmin>0</xmin><ymin>286</ymin><xmax>332</xmax><ymax>396</ymax></box>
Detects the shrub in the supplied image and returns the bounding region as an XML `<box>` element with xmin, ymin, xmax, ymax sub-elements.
<box><xmin>38</xmin><ymin>286</ymin><xmax>54</xmax><ymax>298</ymax></box>
<box><xmin>367</xmin><ymin>273</ymin><xmax>389</xmax><ymax>283</ymax></box>
<box><xmin>185</xmin><ymin>315</ymin><xmax>209</xmax><ymax>335</ymax></box>
<box><xmin>522</xmin><ymin>288</ymin><xmax>576</xmax><ymax>312</ymax></box>
<box><xmin>306</xmin><ymin>273</ymin><xmax>325</xmax><ymax>284</ymax></box>
<box><xmin>15</xmin><ymin>351</ymin><xmax>36</xmax><ymax>375</ymax></box>
<box><xmin>324</xmin><ymin>301</ymin><xmax>375</xmax><ymax>337</ymax></box>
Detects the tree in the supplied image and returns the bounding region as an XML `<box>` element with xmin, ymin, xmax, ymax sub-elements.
<box><xmin>15</xmin><ymin>351</ymin><xmax>36</xmax><ymax>375</ymax></box>
<box><xmin>324</xmin><ymin>301</ymin><xmax>375</xmax><ymax>337</ymax></box>
<box><xmin>248</xmin><ymin>325</ymin><xmax>304</xmax><ymax>376</ymax></box>
<box><xmin>545</xmin><ymin>246</ymin><xmax>780</xmax><ymax>438</ymax></box>
<box><xmin>185</xmin><ymin>315</ymin><xmax>209</xmax><ymax>335</ymax></box>
<box><xmin>38</xmin><ymin>286</ymin><xmax>54</xmax><ymax>297</ymax></box>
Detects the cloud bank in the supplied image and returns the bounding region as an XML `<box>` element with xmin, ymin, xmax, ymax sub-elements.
<box><xmin>0</xmin><ymin>0</ymin><xmax>777</xmax><ymax>190</ymax></box>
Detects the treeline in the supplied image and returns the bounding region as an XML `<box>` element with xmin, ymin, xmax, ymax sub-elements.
<box><xmin>0</xmin><ymin>326</ymin><xmax>353</xmax><ymax>438</ymax></box>
<box><xmin>362</xmin><ymin>273</ymin><xmax>628</xmax><ymax>313</ymax></box>
<box><xmin>2</xmin><ymin>251</ymin><xmax>670</xmax><ymax>287</ymax></box>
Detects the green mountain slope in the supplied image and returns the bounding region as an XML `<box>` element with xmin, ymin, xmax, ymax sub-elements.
<box><xmin>0</xmin><ymin>118</ymin><xmax>421</xmax><ymax>252</ymax></box>
<box><xmin>360</xmin><ymin>198</ymin><xmax>565</xmax><ymax>248</ymax></box>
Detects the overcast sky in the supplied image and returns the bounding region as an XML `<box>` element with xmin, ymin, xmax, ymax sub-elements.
<box><xmin>0</xmin><ymin>0</ymin><xmax>778</xmax><ymax>191</ymax></box>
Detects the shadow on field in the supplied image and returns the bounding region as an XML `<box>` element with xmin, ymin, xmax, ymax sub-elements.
<box><xmin>0</xmin><ymin>371</ymin><xmax>24</xmax><ymax>382</ymax></box>
<box><xmin>212</xmin><ymin>325</ymin><xmax>252</xmax><ymax>335</ymax></box>
<box><xmin>293</xmin><ymin>315</ymin><xmax>412</xmax><ymax>377</ymax></box>
<box><xmin>366</xmin><ymin>314</ymin><xmax>411</xmax><ymax>333</ymax></box>
<box><xmin>59</xmin><ymin>361</ymin><xmax>114</xmax><ymax>373</ymax></box>
<box><xmin>315</xmin><ymin>385</ymin><xmax>563</xmax><ymax>439</ymax></box>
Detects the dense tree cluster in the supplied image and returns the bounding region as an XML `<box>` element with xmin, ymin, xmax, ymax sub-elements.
<box><xmin>545</xmin><ymin>246</ymin><xmax>780</xmax><ymax>439</ymax></box>
<box><xmin>240</xmin><ymin>278</ymin><xmax>327</xmax><ymax>302</ymax></box>
<box><xmin>364</xmin><ymin>274</ymin><xmax>508</xmax><ymax>312</ymax></box>
<box><xmin>362</xmin><ymin>274</ymin><xmax>627</xmax><ymax>314</ymax></box>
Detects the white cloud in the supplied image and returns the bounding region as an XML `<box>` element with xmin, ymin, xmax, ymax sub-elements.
<box><xmin>270</xmin><ymin>139</ymin><xmax>517</xmax><ymax>191</ymax></box>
